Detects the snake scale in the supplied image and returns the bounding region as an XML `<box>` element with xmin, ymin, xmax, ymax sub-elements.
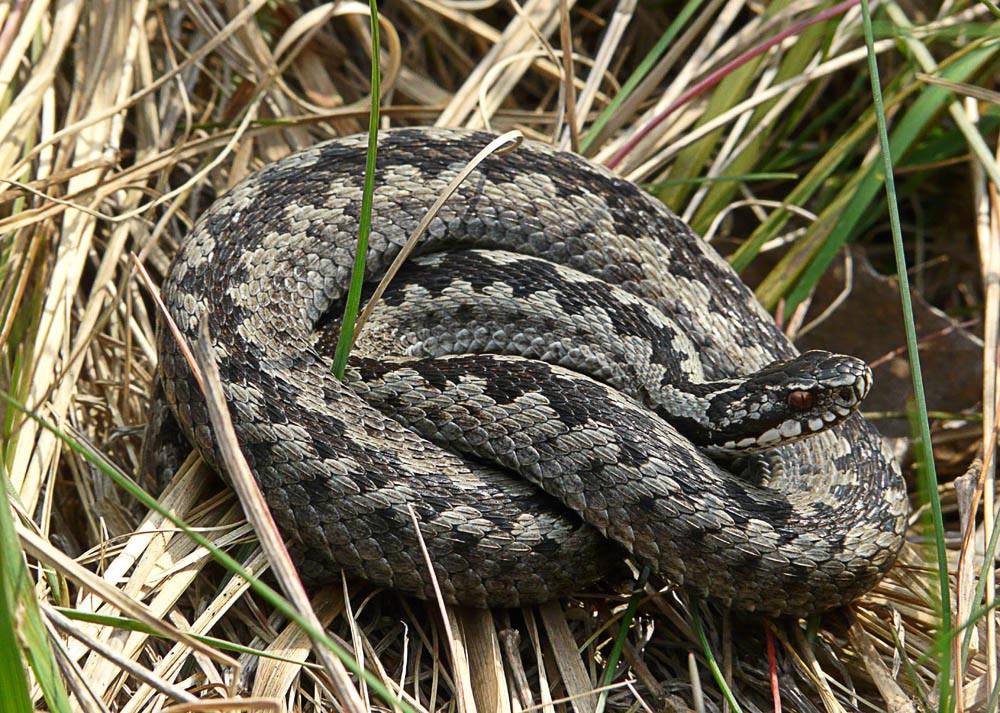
<box><xmin>148</xmin><ymin>128</ymin><xmax>908</xmax><ymax>615</ymax></box>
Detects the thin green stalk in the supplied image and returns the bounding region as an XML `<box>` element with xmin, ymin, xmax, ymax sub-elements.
<box><xmin>913</xmin><ymin>598</ymin><xmax>1000</xmax><ymax>668</ymax></box>
<box><xmin>332</xmin><ymin>3</ymin><xmax>381</xmax><ymax>379</ymax></box>
<box><xmin>859</xmin><ymin>3</ymin><xmax>951</xmax><ymax>711</ymax></box>
<box><xmin>641</xmin><ymin>171</ymin><xmax>797</xmax><ymax>189</ymax></box>
<box><xmin>987</xmin><ymin>670</ymin><xmax>1000</xmax><ymax>712</ymax></box>
<box><xmin>578</xmin><ymin>0</ymin><xmax>704</xmax><ymax>154</ymax></box>
<box><xmin>594</xmin><ymin>566</ymin><xmax>650</xmax><ymax>713</ymax></box>
<box><xmin>54</xmin><ymin>608</ymin><xmax>325</xmax><ymax>669</ymax></box>
<box><xmin>0</xmin><ymin>469</ymin><xmax>50</xmax><ymax>713</ymax></box>
<box><xmin>960</xmin><ymin>505</ymin><xmax>1000</xmax><ymax>659</ymax></box>
<box><xmin>690</xmin><ymin>602</ymin><xmax>742</xmax><ymax>713</ymax></box>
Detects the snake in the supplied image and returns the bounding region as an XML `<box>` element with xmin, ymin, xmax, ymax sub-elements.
<box><xmin>146</xmin><ymin>127</ymin><xmax>908</xmax><ymax>615</ymax></box>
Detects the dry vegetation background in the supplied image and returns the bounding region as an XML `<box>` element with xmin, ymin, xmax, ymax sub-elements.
<box><xmin>2</xmin><ymin>1</ymin><xmax>999</xmax><ymax>711</ymax></box>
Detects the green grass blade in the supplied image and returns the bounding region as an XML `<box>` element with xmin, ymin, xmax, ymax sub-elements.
<box><xmin>332</xmin><ymin>3</ymin><xmax>382</xmax><ymax>379</ymax></box>
<box><xmin>691</xmin><ymin>603</ymin><xmax>742</xmax><ymax>713</ymax></box>
<box><xmin>0</xmin><ymin>468</ymin><xmax>71</xmax><ymax>713</ymax></box>
<box><xmin>54</xmin><ymin>607</ymin><xmax>325</xmax><ymax>668</ymax></box>
<box><xmin>594</xmin><ymin>567</ymin><xmax>649</xmax><ymax>713</ymax></box>
<box><xmin>859</xmin><ymin>3</ymin><xmax>951</xmax><ymax>711</ymax></box>
<box><xmin>578</xmin><ymin>0</ymin><xmax>705</xmax><ymax>154</ymax></box>
<box><xmin>652</xmin><ymin>0</ymin><xmax>863</xmax><ymax>211</ymax></box>
<box><xmin>642</xmin><ymin>172</ymin><xmax>798</xmax><ymax>189</ymax></box>
<box><xmin>687</xmin><ymin>4</ymin><xmax>844</xmax><ymax>235</ymax></box>
<box><xmin>980</xmin><ymin>0</ymin><xmax>1000</xmax><ymax>20</ymax></box>
<box><xmin>748</xmin><ymin>39</ymin><xmax>999</xmax><ymax>311</ymax></box>
<box><xmin>0</xmin><ymin>580</ymin><xmax>32</xmax><ymax>713</ymax></box>
<box><xmin>653</xmin><ymin>39</ymin><xmax>769</xmax><ymax>210</ymax></box>
<box><xmin>727</xmin><ymin>87</ymin><xmax>890</xmax><ymax>274</ymax></box>
<box><xmin>782</xmin><ymin>43</ymin><xmax>1000</xmax><ymax>314</ymax></box>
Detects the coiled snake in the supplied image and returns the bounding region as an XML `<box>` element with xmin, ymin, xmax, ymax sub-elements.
<box><xmin>147</xmin><ymin>128</ymin><xmax>908</xmax><ymax>615</ymax></box>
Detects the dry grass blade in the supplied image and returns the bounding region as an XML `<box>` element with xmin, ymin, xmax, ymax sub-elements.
<box><xmin>249</xmin><ymin>589</ymin><xmax>345</xmax><ymax>701</ymax></box>
<box><xmin>43</xmin><ymin>604</ymin><xmax>198</xmax><ymax>706</ymax></box>
<box><xmin>403</xmin><ymin>504</ymin><xmax>480</xmax><ymax>713</ymax></box>
<box><xmin>565</xmin><ymin>0</ymin><xmax>634</xmax><ymax>151</ymax></box>
<box><xmin>459</xmin><ymin>609</ymin><xmax>510</xmax><ymax>713</ymax></box>
<box><xmin>351</xmin><ymin>130</ymin><xmax>523</xmax><ymax>346</ymax></box>
<box><xmin>558</xmin><ymin>0</ymin><xmax>579</xmax><ymax>151</ymax></box>
<box><xmin>6</xmin><ymin>0</ymin><xmax>136</xmax><ymax>518</ymax></box>
<box><xmin>539</xmin><ymin>603</ymin><xmax>597</xmax><ymax>713</ymax></box>
<box><xmin>847</xmin><ymin>612</ymin><xmax>916</xmax><ymax>713</ymax></box>
<box><xmin>17</xmin><ymin>523</ymin><xmax>240</xmax><ymax>686</ymax></box>
<box><xmin>916</xmin><ymin>73</ymin><xmax>1000</xmax><ymax>105</ymax></box>
<box><xmin>971</xmin><ymin>95</ymin><xmax>999</xmax><ymax>696</ymax></box>
<box><xmin>192</xmin><ymin>320</ymin><xmax>366</xmax><ymax>713</ymax></box>
<box><xmin>617</xmin><ymin>40</ymin><xmax>897</xmax><ymax>184</ymax></box>
<box><xmin>437</xmin><ymin>0</ymin><xmax>572</xmax><ymax>128</ymax></box>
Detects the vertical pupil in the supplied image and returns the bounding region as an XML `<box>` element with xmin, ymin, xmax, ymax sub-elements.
<box><xmin>788</xmin><ymin>391</ymin><xmax>812</xmax><ymax>410</ymax></box>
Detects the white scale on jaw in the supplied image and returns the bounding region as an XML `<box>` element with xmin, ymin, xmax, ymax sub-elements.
<box><xmin>721</xmin><ymin>410</ymin><xmax>844</xmax><ymax>452</ymax></box>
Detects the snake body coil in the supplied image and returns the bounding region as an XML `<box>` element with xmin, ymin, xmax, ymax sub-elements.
<box><xmin>150</xmin><ymin>128</ymin><xmax>908</xmax><ymax>614</ymax></box>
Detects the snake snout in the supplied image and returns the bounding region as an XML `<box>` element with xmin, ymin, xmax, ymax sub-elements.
<box><xmin>812</xmin><ymin>352</ymin><xmax>872</xmax><ymax>410</ymax></box>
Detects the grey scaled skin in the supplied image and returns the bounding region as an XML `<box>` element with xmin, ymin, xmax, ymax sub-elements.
<box><xmin>146</xmin><ymin>128</ymin><xmax>908</xmax><ymax>614</ymax></box>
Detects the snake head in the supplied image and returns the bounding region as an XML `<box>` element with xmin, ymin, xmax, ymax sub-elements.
<box><xmin>701</xmin><ymin>350</ymin><xmax>872</xmax><ymax>456</ymax></box>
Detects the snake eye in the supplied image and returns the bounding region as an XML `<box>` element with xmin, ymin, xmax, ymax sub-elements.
<box><xmin>787</xmin><ymin>390</ymin><xmax>813</xmax><ymax>411</ymax></box>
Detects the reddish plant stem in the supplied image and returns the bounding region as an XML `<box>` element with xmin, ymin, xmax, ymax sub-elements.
<box><xmin>606</xmin><ymin>0</ymin><xmax>860</xmax><ymax>169</ymax></box>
